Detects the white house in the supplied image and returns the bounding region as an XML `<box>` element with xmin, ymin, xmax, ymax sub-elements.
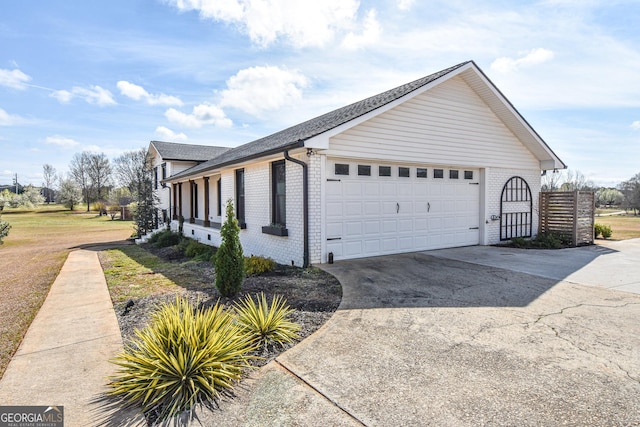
<box><xmin>154</xmin><ymin>61</ymin><xmax>566</xmax><ymax>267</ymax></box>
<box><xmin>149</xmin><ymin>141</ymin><xmax>230</xmax><ymax>226</ymax></box>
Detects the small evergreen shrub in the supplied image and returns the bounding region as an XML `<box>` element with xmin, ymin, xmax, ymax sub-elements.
<box><xmin>154</xmin><ymin>230</ymin><xmax>182</xmax><ymax>248</ymax></box>
<box><xmin>594</xmin><ymin>223</ymin><xmax>602</xmax><ymax>238</ymax></box>
<box><xmin>245</xmin><ymin>256</ymin><xmax>276</xmax><ymax>276</ymax></box>
<box><xmin>509</xmin><ymin>237</ymin><xmax>528</xmax><ymax>248</ymax></box>
<box><xmin>106</xmin><ymin>297</ymin><xmax>255</xmax><ymax>424</ymax></box>
<box><xmin>215</xmin><ymin>201</ymin><xmax>244</xmax><ymax>297</ymax></box>
<box><xmin>234</xmin><ymin>293</ymin><xmax>300</xmax><ymax>348</ymax></box>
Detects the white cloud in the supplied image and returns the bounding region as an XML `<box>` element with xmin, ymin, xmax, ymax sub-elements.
<box><xmin>165</xmin><ymin>104</ymin><xmax>232</xmax><ymax>128</ymax></box>
<box><xmin>396</xmin><ymin>0</ymin><xmax>415</xmax><ymax>11</ymax></box>
<box><xmin>491</xmin><ymin>48</ymin><xmax>555</xmax><ymax>73</ymax></box>
<box><xmin>166</xmin><ymin>0</ymin><xmax>362</xmax><ymax>48</ymax></box>
<box><xmin>341</xmin><ymin>9</ymin><xmax>381</xmax><ymax>50</ymax></box>
<box><xmin>0</xmin><ymin>68</ymin><xmax>31</xmax><ymax>90</ymax></box>
<box><xmin>0</xmin><ymin>108</ymin><xmax>23</xmax><ymax>126</ymax></box>
<box><xmin>44</xmin><ymin>135</ymin><xmax>80</xmax><ymax>148</ymax></box>
<box><xmin>155</xmin><ymin>126</ymin><xmax>188</xmax><ymax>141</ymax></box>
<box><xmin>219</xmin><ymin>66</ymin><xmax>308</xmax><ymax>116</ymax></box>
<box><xmin>631</xmin><ymin>121</ymin><xmax>640</xmax><ymax>130</ymax></box>
<box><xmin>50</xmin><ymin>86</ymin><xmax>116</xmax><ymax>106</ymax></box>
<box><xmin>117</xmin><ymin>81</ymin><xmax>183</xmax><ymax>106</ymax></box>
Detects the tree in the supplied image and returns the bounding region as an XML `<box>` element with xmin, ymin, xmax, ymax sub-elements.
<box><xmin>69</xmin><ymin>152</ymin><xmax>92</xmax><ymax>212</ymax></box>
<box><xmin>88</xmin><ymin>153</ymin><xmax>112</xmax><ymax>212</ymax></box>
<box><xmin>56</xmin><ymin>178</ymin><xmax>83</xmax><ymax>210</ymax></box>
<box><xmin>42</xmin><ymin>164</ymin><xmax>57</xmax><ymax>204</ymax></box>
<box><xmin>596</xmin><ymin>188</ymin><xmax>623</xmax><ymax>208</ymax></box>
<box><xmin>541</xmin><ymin>170</ymin><xmax>562</xmax><ymax>192</ymax></box>
<box><xmin>619</xmin><ymin>173</ymin><xmax>640</xmax><ymax>215</ymax></box>
<box><xmin>0</xmin><ymin>189</ymin><xmax>14</xmax><ymax>211</ymax></box>
<box><xmin>215</xmin><ymin>200</ymin><xmax>245</xmax><ymax>297</ymax></box>
<box><xmin>559</xmin><ymin>169</ymin><xmax>594</xmax><ymax>192</ymax></box>
<box><xmin>113</xmin><ymin>150</ymin><xmax>147</xmax><ymax>195</ymax></box>
<box><xmin>114</xmin><ymin>148</ymin><xmax>157</xmax><ymax>236</ymax></box>
<box><xmin>17</xmin><ymin>185</ymin><xmax>45</xmax><ymax>208</ymax></box>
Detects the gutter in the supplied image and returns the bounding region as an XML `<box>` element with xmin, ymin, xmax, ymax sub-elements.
<box><xmin>284</xmin><ymin>148</ymin><xmax>309</xmax><ymax>268</ymax></box>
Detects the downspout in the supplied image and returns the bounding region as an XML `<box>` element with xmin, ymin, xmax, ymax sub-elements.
<box><xmin>284</xmin><ymin>149</ymin><xmax>309</xmax><ymax>268</ymax></box>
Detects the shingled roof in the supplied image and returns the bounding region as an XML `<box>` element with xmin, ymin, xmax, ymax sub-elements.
<box><xmin>150</xmin><ymin>140</ymin><xmax>231</xmax><ymax>162</ymax></box>
<box><xmin>167</xmin><ymin>61</ymin><xmax>471</xmax><ymax>180</ymax></box>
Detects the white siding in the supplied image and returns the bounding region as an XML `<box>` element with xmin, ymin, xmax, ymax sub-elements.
<box><xmin>328</xmin><ymin>76</ymin><xmax>539</xmax><ymax>170</ymax></box>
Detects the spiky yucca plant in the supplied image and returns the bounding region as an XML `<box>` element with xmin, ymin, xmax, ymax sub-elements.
<box><xmin>234</xmin><ymin>293</ymin><xmax>300</xmax><ymax>347</ymax></box>
<box><xmin>107</xmin><ymin>297</ymin><xmax>255</xmax><ymax>424</ymax></box>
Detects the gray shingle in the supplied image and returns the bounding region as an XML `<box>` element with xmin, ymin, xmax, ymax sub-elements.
<box><xmin>150</xmin><ymin>140</ymin><xmax>231</xmax><ymax>162</ymax></box>
<box><xmin>169</xmin><ymin>61</ymin><xmax>470</xmax><ymax>180</ymax></box>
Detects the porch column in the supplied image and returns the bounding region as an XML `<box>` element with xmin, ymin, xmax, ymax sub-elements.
<box><xmin>172</xmin><ymin>183</ymin><xmax>178</xmax><ymax>220</ymax></box>
<box><xmin>203</xmin><ymin>177</ymin><xmax>210</xmax><ymax>227</ymax></box>
<box><xmin>189</xmin><ymin>180</ymin><xmax>195</xmax><ymax>224</ymax></box>
<box><xmin>178</xmin><ymin>183</ymin><xmax>183</xmax><ymax>220</ymax></box>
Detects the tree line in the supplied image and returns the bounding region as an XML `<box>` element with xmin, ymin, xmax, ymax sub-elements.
<box><xmin>541</xmin><ymin>169</ymin><xmax>640</xmax><ymax>214</ymax></box>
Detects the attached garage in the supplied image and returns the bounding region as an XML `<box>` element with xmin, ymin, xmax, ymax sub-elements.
<box><xmin>325</xmin><ymin>160</ymin><xmax>480</xmax><ymax>260</ymax></box>
<box><xmin>160</xmin><ymin>61</ymin><xmax>566</xmax><ymax>267</ymax></box>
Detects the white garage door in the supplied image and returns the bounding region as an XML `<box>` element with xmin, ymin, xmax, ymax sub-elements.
<box><xmin>326</xmin><ymin>161</ymin><xmax>480</xmax><ymax>260</ymax></box>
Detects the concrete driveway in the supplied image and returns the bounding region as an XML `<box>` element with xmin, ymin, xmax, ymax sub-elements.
<box><xmin>200</xmin><ymin>240</ymin><xmax>640</xmax><ymax>426</ymax></box>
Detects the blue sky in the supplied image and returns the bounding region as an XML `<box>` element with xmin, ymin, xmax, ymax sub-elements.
<box><xmin>1</xmin><ymin>0</ymin><xmax>638</xmax><ymax>188</ymax></box>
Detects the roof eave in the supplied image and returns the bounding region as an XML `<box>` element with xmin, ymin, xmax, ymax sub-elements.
<box><xmin>164</xmin><ymin>140</ymin><xmax>305</xmax><ymax>183</ymax></box>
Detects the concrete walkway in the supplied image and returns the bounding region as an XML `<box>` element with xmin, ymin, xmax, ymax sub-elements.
<box><xmin>0</xmin><ymin>250</ymin><xmax>129</xmax><ymax>426</ymax></box>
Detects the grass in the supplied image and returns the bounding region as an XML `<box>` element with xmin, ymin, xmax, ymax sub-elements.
<box><xmin>99</xmin><ymin>245</ymin><xmax>212</xmax><ymax>303</ymax></box>
<box><xmin>0</xmin><ymin>204</ymin><xmax>133</xmax><ymax>379</ymax></box>
<box><xmin>595</xmin><ymin>213</ymin><xmax>640</xmax><ymax>241</ymax></box>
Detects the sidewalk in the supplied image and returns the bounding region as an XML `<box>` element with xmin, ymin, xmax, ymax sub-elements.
<box><xmin>0</xmin><ymin>249</ymin><xmax>130</xmax><ymax>426</ymax></box>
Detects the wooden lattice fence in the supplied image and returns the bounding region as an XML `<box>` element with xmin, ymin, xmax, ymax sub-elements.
<box><xmin>539</xmin><ymin>191</ymin><xmax>595</xmax><ymax>246</ymax></box>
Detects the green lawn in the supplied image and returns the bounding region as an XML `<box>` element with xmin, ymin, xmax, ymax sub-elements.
<box><xmin>594</xmin><ymin>214</ymin><xmax>640</xmax><ymax>241</ymax></box>
<box><xmin>0</xmin><ymin>204</ymin><xmax>133</xmax><ymax>379</ymax></box>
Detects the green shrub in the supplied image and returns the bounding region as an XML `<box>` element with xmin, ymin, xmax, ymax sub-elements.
<box><xmin>234</xmin><ymin>293</ymin><xmax>300</xmax><ymax>347</ymax></box>
<box><xmin>532</xmin><ymin>232</ymin><xmax>564</xmax><ymax>249</ymax></box>
<box><xmin>147</xmin><ymin>229</ymin><xmax>170</xmax><ymax>244</ymax></box>
<box><xmin>595</xmin><ymin>223</ymin><xmax>612</xmax><ymax>239</ymax></box>
<box><xmin>155</xmin><ymin>230</ymin><xmax>182</xmax><ymax>248</ymax></box>
<box><xmin>245</xmin><ymin>256</ymin><xmax>275</xmax><ymax>276</ymax></box>
<box><xmin>0</xmin><ymin>218</ymin><xmax>10</xmax><ymax>245</ymax></box>
<box><xmin>509</xmin><ymin>237</ymin><xmax>528</xmax><ymax>248</ymax></box>
<box><xmin>106</xmin><ymin>297</ymin><xmax>255</xmax><ymax>424</ymax></box>
<box><xmin>215</xmin><ymin>201</ymin><xmax>244</xmax><ymax>297</ymax></box>
<box><xmin>185</xmin><ymin>240</ymin><xmax>215</xmax><ymax>261</ymax></box>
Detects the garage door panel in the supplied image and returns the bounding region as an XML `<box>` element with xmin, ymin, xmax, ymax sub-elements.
<box><xmin>364</xmin><ymin>221</ymin><xmax>380</xmax><ymax>234</ymax></box>
<box><xmin>325</xmin><ymin>163</ymin><xmax>480</xmax><ymax>261</ymax></box>
<box><xmin>382</xmin><ymin>220</ymin><xmax>397</xmax><ymax>233</ymax></box>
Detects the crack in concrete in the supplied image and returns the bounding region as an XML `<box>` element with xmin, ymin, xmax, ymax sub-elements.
<box><xmin>534</xmin><ymin>302</ymin><xmax>640</xmax><ymax>325</ymax></box>
<box><xmin>274</xmin><ymin>359</ymin><xmax>368</xmax><ymax>426</ymax></box>
<box><xmin>532</xmin><ymin>302</ymin><xmax>640</xmax><ymax>386</ymax></box>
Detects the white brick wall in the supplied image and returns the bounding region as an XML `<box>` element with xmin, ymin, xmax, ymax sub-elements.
<box><xmin>308</xmin><ymin>153</ymin><xmax>323</xmax><ymax>264</ymax></box>
<box><xmin>484</xmin><ymin>168</ymin><xmax>541</xmax><ymax>244</ymax></box>
<box><xmin>176</xmin><ymin>155</ymin><xmax>307</xmax><ymax>267</ymax></box>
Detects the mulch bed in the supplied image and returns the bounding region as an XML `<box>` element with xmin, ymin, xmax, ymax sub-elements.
<box><xmin>113</xmin><ymin>243</ymin><xmax>343</xmax><ymax>366</ymax></box>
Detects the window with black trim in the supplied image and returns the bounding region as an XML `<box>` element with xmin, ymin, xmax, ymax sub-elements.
<box><xmin>154</xmin><ymin>167</ymin><xmax>158</xmax><ymax>189</ymax></box>
<box><xmin>434</xmin><ymin>169</ymin><xmax>444</xmax><ymax>179</ymax></box>
<box><xmin>216</xmin><ymin>178</ymin><xmax>222</xmax><ymax>216</ymax></box>
<box><xmin>417</xmin><ymin>168</ymin><xmax>428</xmax><ymax>178</ymax></box>
<box><xmin>235</xmin><ymin>169</ymin><xmax>245</xmax><ymax>224</ymax></box>
<box><xmin>192</xmin><ymin>182</ymin><xmax>198</xmax><ymax>218</ymax></box>
<box><xmin>379</xmin><ymin>166</ymin><xmax>391</xmax><ymax>177</ymax></box>
<box><xmin>399</xmin><ymin>167</ymin><xmax>410</xmax><ymax>178</ymax></box>
<box><xmin>161</xmin><ymin>163</ymin><xmax>167</xmax><ymax>180</ymax></box>
<box><xmin>335</xmin><ymin>164</ymin><xmax>349</xmax><ymax>175</ymax></box>
<box><xmin>272</xmin><ymin>160</ymin><xmax>286</xmax><ymax>227</ymax></box>
<box><xmin>358</xmin><ymin>165</ymin><xmax>371</xmax><ymax>176</ymax></box>
<box><xmin>450</xmin><ymin>170</ymin><xmax>459</xmax><ymax>179</ymax></box>
<box><xmin>464</xmin><ymin>171</ymin><xmax>473</xmax><ymax>180</ymax></box>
